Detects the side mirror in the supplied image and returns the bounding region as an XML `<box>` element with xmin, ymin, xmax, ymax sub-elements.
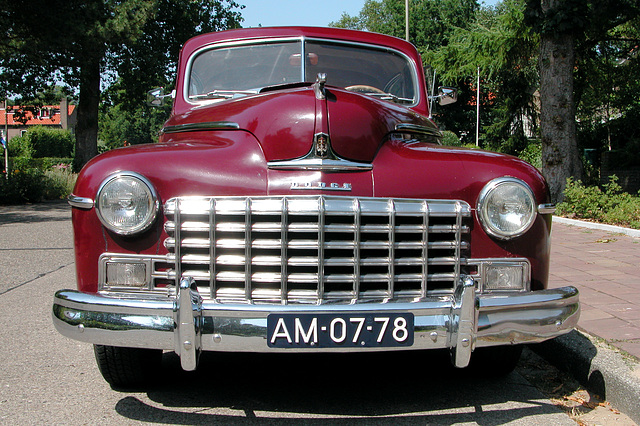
<box><xmin>147</xmin><ymin>88</ymin><xmax>174</xmax><ymax>107</ymax></box>
<box><xmin>437</xmin><ymin>86</ymin><xmax>457</xmax><ymax>106</ymax></box>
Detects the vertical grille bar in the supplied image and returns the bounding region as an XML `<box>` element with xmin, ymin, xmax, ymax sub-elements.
<box><xmin>174</xmin><ymin>198</ymin><xmax>182</xmax><ymax>286</ymax></box>
<box><xmin>280</xmin><ymin>198</ymin><xmax>288</xmax><ymax>304</ymax></box>
<box><xmin>454</xmin><ymin>201</ymin><xmax>463</xmax><ymax>285</ymax></box>
<box><xmin>317</xmin><ymin>197</ymin><xmax>325</xmax><ymax>301</ymax></box>
<box><xmin>387</xmin><ymin>199</ymin><xmax>395</xmax><ymax>298</ymax></box>
<box><xmin>421</xmin><ymin>200</ymin><xmax>429</xmax><ymax>298</ymax></box>
<box><xmin>353</xmin><ymin>198</ymin><xmax>361</xmax><ymax>300</ymax></box>
<box><xmin>244</xmin><ymin>198</ymin><xmax>252</xmax><ymax>301</ymax></box>
<box><xmin>209</xmin><ymin>198</ymin><xmax>217</xmax><ymax>299</ymax></box>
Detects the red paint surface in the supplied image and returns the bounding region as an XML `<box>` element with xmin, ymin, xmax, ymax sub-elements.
<box><xmin>72</xmin><ymin>27</ymin><xmax>552</xmax><ymax>293</ymax></box>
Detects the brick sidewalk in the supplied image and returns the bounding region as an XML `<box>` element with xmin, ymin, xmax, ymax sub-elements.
<box><xmin>549</xmin><ymin>221</ymin><xmax>640</xmax><ymax>359</ymax></box>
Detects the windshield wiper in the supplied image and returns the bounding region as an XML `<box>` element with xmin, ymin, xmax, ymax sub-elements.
<box><xmin>365</xmin><ymin>92</ymin><xmax>414</xmax><ymax>104</ymax></box>
<box><xmin>259</xmin><ymin>82</ymin><xmax>312</xmax><ymax>94</ymax></box>
<box><xmin>190</xmin><ymin>90</ymin><xmax>259</xmax><ymax>100</ymax></box>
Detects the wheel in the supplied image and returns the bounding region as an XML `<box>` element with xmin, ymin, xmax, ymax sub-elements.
<box><xmin>93</xmin><ymin>345</ymin><xmax>162</xmax><ymax>388</ymax></box>
<box><xmin>466</xmin><ymin>345</ymin><xmax>523</xmax><ymax>377</ymax></box>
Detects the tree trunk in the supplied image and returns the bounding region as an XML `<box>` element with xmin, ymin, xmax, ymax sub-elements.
<box><xmin>539</xmin><ymin>0</ymin><xmax>582</xmax><ymax>203</ymax></box>
<box><xmin>74</xmin><ymin>53</ymin><xmax>101</xmax><ymax>171</ymax></box>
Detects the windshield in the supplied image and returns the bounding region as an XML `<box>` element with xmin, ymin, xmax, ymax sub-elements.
<box><xmin>188</xmin><ymin>39</ymin><xmax>417</xmax><ymax>104</ymax></box>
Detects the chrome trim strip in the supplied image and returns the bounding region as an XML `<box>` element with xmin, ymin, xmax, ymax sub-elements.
<box><xmin>209</xmin><ymin>198</ymin><xmax>217</xmax><ymax>299</ymax></box>
<box><xmin>387</xmin><ymin>199</ymin><xmax>396</xmax><ymax>297</ymax></box>
<box><xmin>317</xmin><ymin>197</ymin><xmax>326</xmax><ymax>301</ymax></box>
<box><xmin>421</xmin><ymin>200</ymin><xmax>429</xmax><ymax>297</ymax></box>
<box><xmin>162</xmin><ymin>121</ymin><xmax>240</xmax><ymax>134</ymax></box>
<box><xmin>269</xmin><ymin>158</ymin><xmax>373</xmax><ymax>171</ymax></box>
<box><xmin>538</xmin><ymin>203</ymin><xmax>556</xmax><ymax>215</ymax></box>
<box><xmin>395</xmin><ymin>123</ymin><xmax>442</xmax><ymax>138</ymax></box>
<box><xmin>52</xmin><ymin>285</ymin><xmax>580</xmax><ymax>369</ymax></box>
<box><xmin>244</xmin><ymin>199</ymin><xmax>253</xmax><ymax>301</ymax></box>
<box><xmin>353</xmin><ymin>199</ymin><xmax>362</xmax><ymax>300</ymax></box>
<box><xmin>280</xmin><ymin>198</ymin><xmax>289</xmax><ymax>304</ymax></box>
<box><xmin>68</xmin><ymin>194</ymin><xmax>94</xmax><ymax>209</ymax></box>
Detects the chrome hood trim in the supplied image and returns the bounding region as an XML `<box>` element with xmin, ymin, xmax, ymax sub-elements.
<box><xmin>162</xmin><ymin>121</ymin><xmax>240</xmax><ymax>134</ymax></box>
<box><xmin>268</xmin><ymin>132</ymin><xmax>372</xmax><ymax>171</ymax></box>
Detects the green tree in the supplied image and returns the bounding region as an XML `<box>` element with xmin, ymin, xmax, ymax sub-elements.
<box><xmin>331</xmin><ymin>0</ymin><xmax>478</xmax><ymax>49</ymax></box>
<box><xmin>0</xmin><ymin>0</ymin><xmax>243</xmax><ymax>170</ymax></box>
<box><xmin>425</xmin><ymin>0</ymin><xmax>539</xmax><ymax>151</ymax></box>
<box><xmin>525</xmin><ymin>0</ymin><xmax>640</xmax><ymax>201</ymax></box>
<box><xmin>574</xmin><ymin>14</ymin><xmax>640</xmax><ymax>158</ymax></box>
<box><xmin>99</xmin><ymin>102</ymin><xmax>170</xmax><ymax>149</ymax></box>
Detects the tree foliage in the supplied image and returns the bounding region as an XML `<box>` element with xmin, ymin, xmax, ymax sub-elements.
<box><xmin>425</xmin><ymin>0</ymin><xmax>538</xmax><ymax>151</ymax></box>
<box><xmin>331</xmin><ymin>0</ymin><xmax>477</xmax><ymax>49</ymax></box>
<box><xmin>0</xmin><ymin>0</ymin><xmax>243</xmax><ymax>169</ymax></box>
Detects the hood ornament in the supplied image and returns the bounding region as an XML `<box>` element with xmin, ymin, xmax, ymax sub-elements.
<box><xmin>313</xmin><ymin>73</ymin><xmax>326</xmax><ymax>100</ymax></box>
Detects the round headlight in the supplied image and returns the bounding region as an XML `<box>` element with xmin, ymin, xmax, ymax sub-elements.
<box><xmin>96</xmin><ymin>172</ymin><xmax>159</xmax><ymax>235</ymax></box>
<box><xmin>477</xmin><ymin>177</ymin><xmax>536</xmax><ymax>240</ymax></box>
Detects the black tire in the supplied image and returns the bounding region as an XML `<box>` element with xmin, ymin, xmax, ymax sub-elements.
<box><xmin>466</xmin><ymin>345</ymin><xmax>523</xmax><ymax>377</ymax></box>
<box><xmin>93</xmin><ymin>345</ymin><xmax>162</xmax><ymax>388</ymax></box>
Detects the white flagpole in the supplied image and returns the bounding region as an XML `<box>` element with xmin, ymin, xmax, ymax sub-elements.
<box><xmin>476</xmin><ymin>67</ymin><xmax>480</xmax><ymax>147</ymax></box>
<box><xmin>405</xmin><ymin>0</ymin><xmax>409</xmax><ymax>41</ymax></box>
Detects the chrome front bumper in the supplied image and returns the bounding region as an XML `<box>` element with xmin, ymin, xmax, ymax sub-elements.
<box><xmin>52</xmin><ymin>277</ymin><xmax>580</xmax><ymax>371</ymax></box>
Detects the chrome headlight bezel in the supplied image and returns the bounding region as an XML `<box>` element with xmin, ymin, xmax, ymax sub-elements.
<box><xmin>95</xmin><ymin>172</ymin><xmax>159</xmax><ymax>236</ymax></box>
<box><xmin>477</xmin><ymin>177</ymin><xmax>537</xmax><ymax>240</ymax></box>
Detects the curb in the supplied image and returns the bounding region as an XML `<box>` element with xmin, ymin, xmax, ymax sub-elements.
<box><xmin>532</xmin><ymin>330</ymin><xmax>640</xmax><ymax>424</ymax></box>
<box><xmin>553</xmin><ymin>216</ymin><xmax>640</xmax><ymax>239</ymax></box>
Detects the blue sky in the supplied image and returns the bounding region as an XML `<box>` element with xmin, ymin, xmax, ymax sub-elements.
<box><xmin>238</xmin><ymin>0</ymin><xmax>500</xmax><ymax>28</ymax></box>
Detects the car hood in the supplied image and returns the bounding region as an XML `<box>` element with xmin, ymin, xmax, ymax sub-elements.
<box><xmin>162</xmin><ymin>86</ymin><xmax>438</xmax><ymax>163</ymax></box>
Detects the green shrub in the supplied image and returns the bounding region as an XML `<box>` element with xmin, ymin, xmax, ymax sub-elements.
<box><xmin>43</xmin><ymin>166</ymin><xmax>77</xmax><ymax>200</ymax></box>
<box><xmin>0</xmin><ymin>163</ymin><xmax>77</xmax><ymax>205</ymax></box>
<box><xmin>6</xmin><ymin>126</ymin><xmax>75</xmax><ymax>159</ymax></box>
<box><xmin>0</xmin><ymin>168</ymin><xmax>47</xmax><ymax>204</ymax></box>
<box><xmin>27</xmin><ymin>126</ymin><xmax>75</xmax><ymax>158</ymax></box>
<box><xmin>7</xmin><ymin>134</ymin><xmax>33</xmax><ymax>157</ymax></box>
<box><xmin>10</xmin><ymin>157</ymin><xmax>73</xmax><ymax>171</ymax></box>
<box><xmin>518</xmin><ymin>140</ymin><xmax>541</xmax><ymax>169</ymax></box>
<box><xmin>557</xmin><ymin>176</ymin><xmax>640</xmax><ymax>229</ymax></box>
<box><xmin>441</xmin><ymin>130</ymin><xmax>461</xmax><ymax>146</ymax></box>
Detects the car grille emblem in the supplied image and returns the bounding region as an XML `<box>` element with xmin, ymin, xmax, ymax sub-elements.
<box><xmin>314</xmin><ymin>133</ymin><xmax>329</xmax><ymax>158</ymax></box>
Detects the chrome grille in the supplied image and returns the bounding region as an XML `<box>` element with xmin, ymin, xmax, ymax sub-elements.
<box><xmin>164</xmin><ymin>196</ymin><xmax>471</xmax><ymax>304</ymax></box>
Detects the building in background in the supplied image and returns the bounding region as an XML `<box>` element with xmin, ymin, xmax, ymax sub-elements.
<box><xmin>0</xmin><ymin>98</ymin><xmax>77</xmax><ymax>142</ymax></box>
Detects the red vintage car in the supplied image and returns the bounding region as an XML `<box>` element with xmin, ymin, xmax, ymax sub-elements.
<box><xmin>53</xmin><ymin>27</ymin><xmax>579</xmax><ymax>387</ymax></box>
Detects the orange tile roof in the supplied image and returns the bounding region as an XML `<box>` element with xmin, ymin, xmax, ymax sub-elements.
<box><xmin>0</xmin><ymin>105</ymin><xmax>75</xmax><ymax>126</ymax></box>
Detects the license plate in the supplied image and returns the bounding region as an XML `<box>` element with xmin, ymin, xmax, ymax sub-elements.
<box><xmin>267</xmin><ymin>313</ymin><xmax>414</xmax><ymax>348</ymax></box>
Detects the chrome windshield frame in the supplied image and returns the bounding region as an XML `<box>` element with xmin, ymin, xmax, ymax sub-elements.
<box><xmin>184</xmin><ymin>36</ymin><xmax>421</xmax><ymax>108</ymax></box>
